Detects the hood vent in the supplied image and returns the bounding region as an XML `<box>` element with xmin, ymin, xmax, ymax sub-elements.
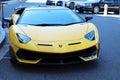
<box><xmin>68</xmin><ymin>42</ymin><xmax>81</xmax><ymax>46</ymax></box>
<box><xmin>37</xmin><ymin>44</ymin><xmax>53</xmax><ymax>46</ymax></box>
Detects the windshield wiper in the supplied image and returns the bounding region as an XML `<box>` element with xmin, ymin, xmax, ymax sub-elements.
<box><xmin>35</xmin><ymin>24</ymin><xmax>51</xmax><ymax>26</ymax></box>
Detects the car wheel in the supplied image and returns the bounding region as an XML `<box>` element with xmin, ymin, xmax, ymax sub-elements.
<box><xmin>93</xmin><ymin>6</ymin><xmax>100</xmax><ymax>14</ymax></box>
<box><xmin>9</xmin><ymin>46</ymin><xmax>18</xmax><ymax>64</ymax></box>
<box><xmin>56</xmin><ymin>1</ymin><xmax>63</xmax><ymax>6</ymax></box>
<box><xmin>69</xmin><ymin>2</ymin><xmax>75</xmax><ymax>9</ymax></box>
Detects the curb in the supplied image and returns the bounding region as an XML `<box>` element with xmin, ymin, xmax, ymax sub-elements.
<box><xmin>0</xmin><ymin>26</ymin><xmax>6</xmax><ymax>49</ymax></box>
<box><xmin>0</xmin><ymin>28</ymin><xmax>9</xmax><ymax>61</ymax></box>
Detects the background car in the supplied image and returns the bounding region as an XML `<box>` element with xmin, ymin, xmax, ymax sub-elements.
<box><xmin>76</xmin><ymin>0</ymin><xmax>120</xmax><ymax>14</ymax></box>
<box><xmin>8</xmin><ymin>6</ymin><xmax>99</xmax><ymax>65</ymax></box>
<box><xmin>46</xmin><ymin>0</ymin><xmax>76</xmax><ymax>9</ymax></box>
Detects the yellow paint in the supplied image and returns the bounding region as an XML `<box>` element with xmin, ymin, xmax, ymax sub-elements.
<box><xmin>9</xmin><ymin>9</ymin><xmax>99</xmax><ymax>64</ymax></box>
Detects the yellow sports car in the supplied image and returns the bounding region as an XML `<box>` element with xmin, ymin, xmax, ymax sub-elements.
<box><xmin>9</xmin><ymin>6</ymin><xmax>99</xmax><ymax>65</ymax></box>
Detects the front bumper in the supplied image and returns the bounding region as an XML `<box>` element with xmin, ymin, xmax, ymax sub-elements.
<box><xmin>11</xmin><ymin>44</ymin><xmax>99</xmax><ymax>65</ymax></box>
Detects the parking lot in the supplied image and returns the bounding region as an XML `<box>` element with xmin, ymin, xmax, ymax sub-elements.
<box><xmin>0</xmin><ymin>1</ymin><xmax>120</xmax><ymax>80</ymax></box>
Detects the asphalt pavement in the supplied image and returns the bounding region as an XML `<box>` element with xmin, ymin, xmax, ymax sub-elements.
<box><xmin>0</xmin><ymin>23</ymin><xmax>5</xmax><ymax>48</ymax></box>
<box><xmin>0</xmin><ymin>1</ymin><xmax>120</xmax><ymax>80</ymax></box>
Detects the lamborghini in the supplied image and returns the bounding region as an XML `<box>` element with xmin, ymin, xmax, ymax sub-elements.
<box><xmin>9</xmin><ymin>6</ymin><xmax>99</xmax><ymax>65</ymax></box>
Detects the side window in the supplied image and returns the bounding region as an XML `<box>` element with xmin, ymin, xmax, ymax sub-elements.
<box><xmin>104</xmin><ymin>0</ymin><xmax>113</xmax><ymax>3</ymax></box>
<box><xmin>104</xmin><ymin>0</ymin><xmax>112</xmax><ymax>2</ymax></box>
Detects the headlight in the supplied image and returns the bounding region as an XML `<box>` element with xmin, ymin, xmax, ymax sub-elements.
<box><xmin>85</xmin><ymin>30</ymin><xmax>95</xmax><ymax>41</ymax></box>
<box><xmin>16</xmin><ymin>33</ymin><xmax>31</xmax><ymax>44</ymax></box>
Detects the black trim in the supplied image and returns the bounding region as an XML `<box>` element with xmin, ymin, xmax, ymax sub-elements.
<box><xmin>10</xmin><ymin>45</ymin><xmax>99</xmax><ymax>65</ymax></box>
<box><xmin>68</xmin><ymin>42</ymin><xmax>81</xmax><ymax>46</ymax></box>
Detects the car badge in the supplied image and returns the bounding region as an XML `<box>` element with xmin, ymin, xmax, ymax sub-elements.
<box><xmin>59</xmin><ymin>44</ymin><xmax>62</xmax><ymax>48</ymax></box>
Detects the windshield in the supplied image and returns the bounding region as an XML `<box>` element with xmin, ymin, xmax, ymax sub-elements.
<box><xmin>17</xmin><ymin>8</ymin><xmax>85</xmax><ymax>26</ymax></box>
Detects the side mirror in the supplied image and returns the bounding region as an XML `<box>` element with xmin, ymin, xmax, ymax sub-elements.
<box><xmin>85</xmin><ymin>16</ymin><xmax>93</xmax><ymax>22</ymax></box>
<box><xmin>3</xmin><ymin>17</ymin><xmax>12</xmax><ymax>28</ymax></box>
<box><xmin>12</xmin><ymin>14</ymin><xmax>20</xmax><ymax>24</ymax></box>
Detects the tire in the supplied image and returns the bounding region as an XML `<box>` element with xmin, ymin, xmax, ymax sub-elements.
<box><xmin>10</xmin><ymin>49</ymin><xmax>23</xmax><ymax>66</ymax></box>
<box><xmin>9</xmin><ymin>46</ymin><xmax>18</xmax><ymax>64</ymax></box>
<box><xmin>93</xmin><ymin>6</ymin><xmax>100</xmax><ymax>14</ymax></box>
<box><xmin>56</xmin><ymin>1</ymin><xmax>63</xmax><ymax>6</ymax></box>
<box><xmin>69</xmin><ymin>2</ymin><xmax>75</xmax><ymax>9</ymax></box>
<box><xmin>9</xmin><ymin>46</ymin><xmax>31</xmax><ymax>66</ymax></box>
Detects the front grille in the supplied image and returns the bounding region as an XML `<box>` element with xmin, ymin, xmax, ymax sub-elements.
<box><xmin>38</xmin><ymin>57</ymin><xmax>83</xmax><ymax>65</ymax></box>
<box><xmin>16</xmin><ymin>46</ymin><xmax>97</xmax><ymax>61</ymax></box>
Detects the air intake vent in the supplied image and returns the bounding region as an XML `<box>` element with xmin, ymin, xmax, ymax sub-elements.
<box><xmin>68</xmin><ymin>42</ymin><xmax>81</xmax><ymax>46</ymax></box>
<box><xmin>38</xmin><ymin>44</ymin><xmax>52</xmax><ymax>46</ymax></box>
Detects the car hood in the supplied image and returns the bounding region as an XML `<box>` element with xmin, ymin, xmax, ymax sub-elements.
<box><xmin>17</xmin><ymin>23</ymin><xmax>88</xmax><ymax>41</ymax></box>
